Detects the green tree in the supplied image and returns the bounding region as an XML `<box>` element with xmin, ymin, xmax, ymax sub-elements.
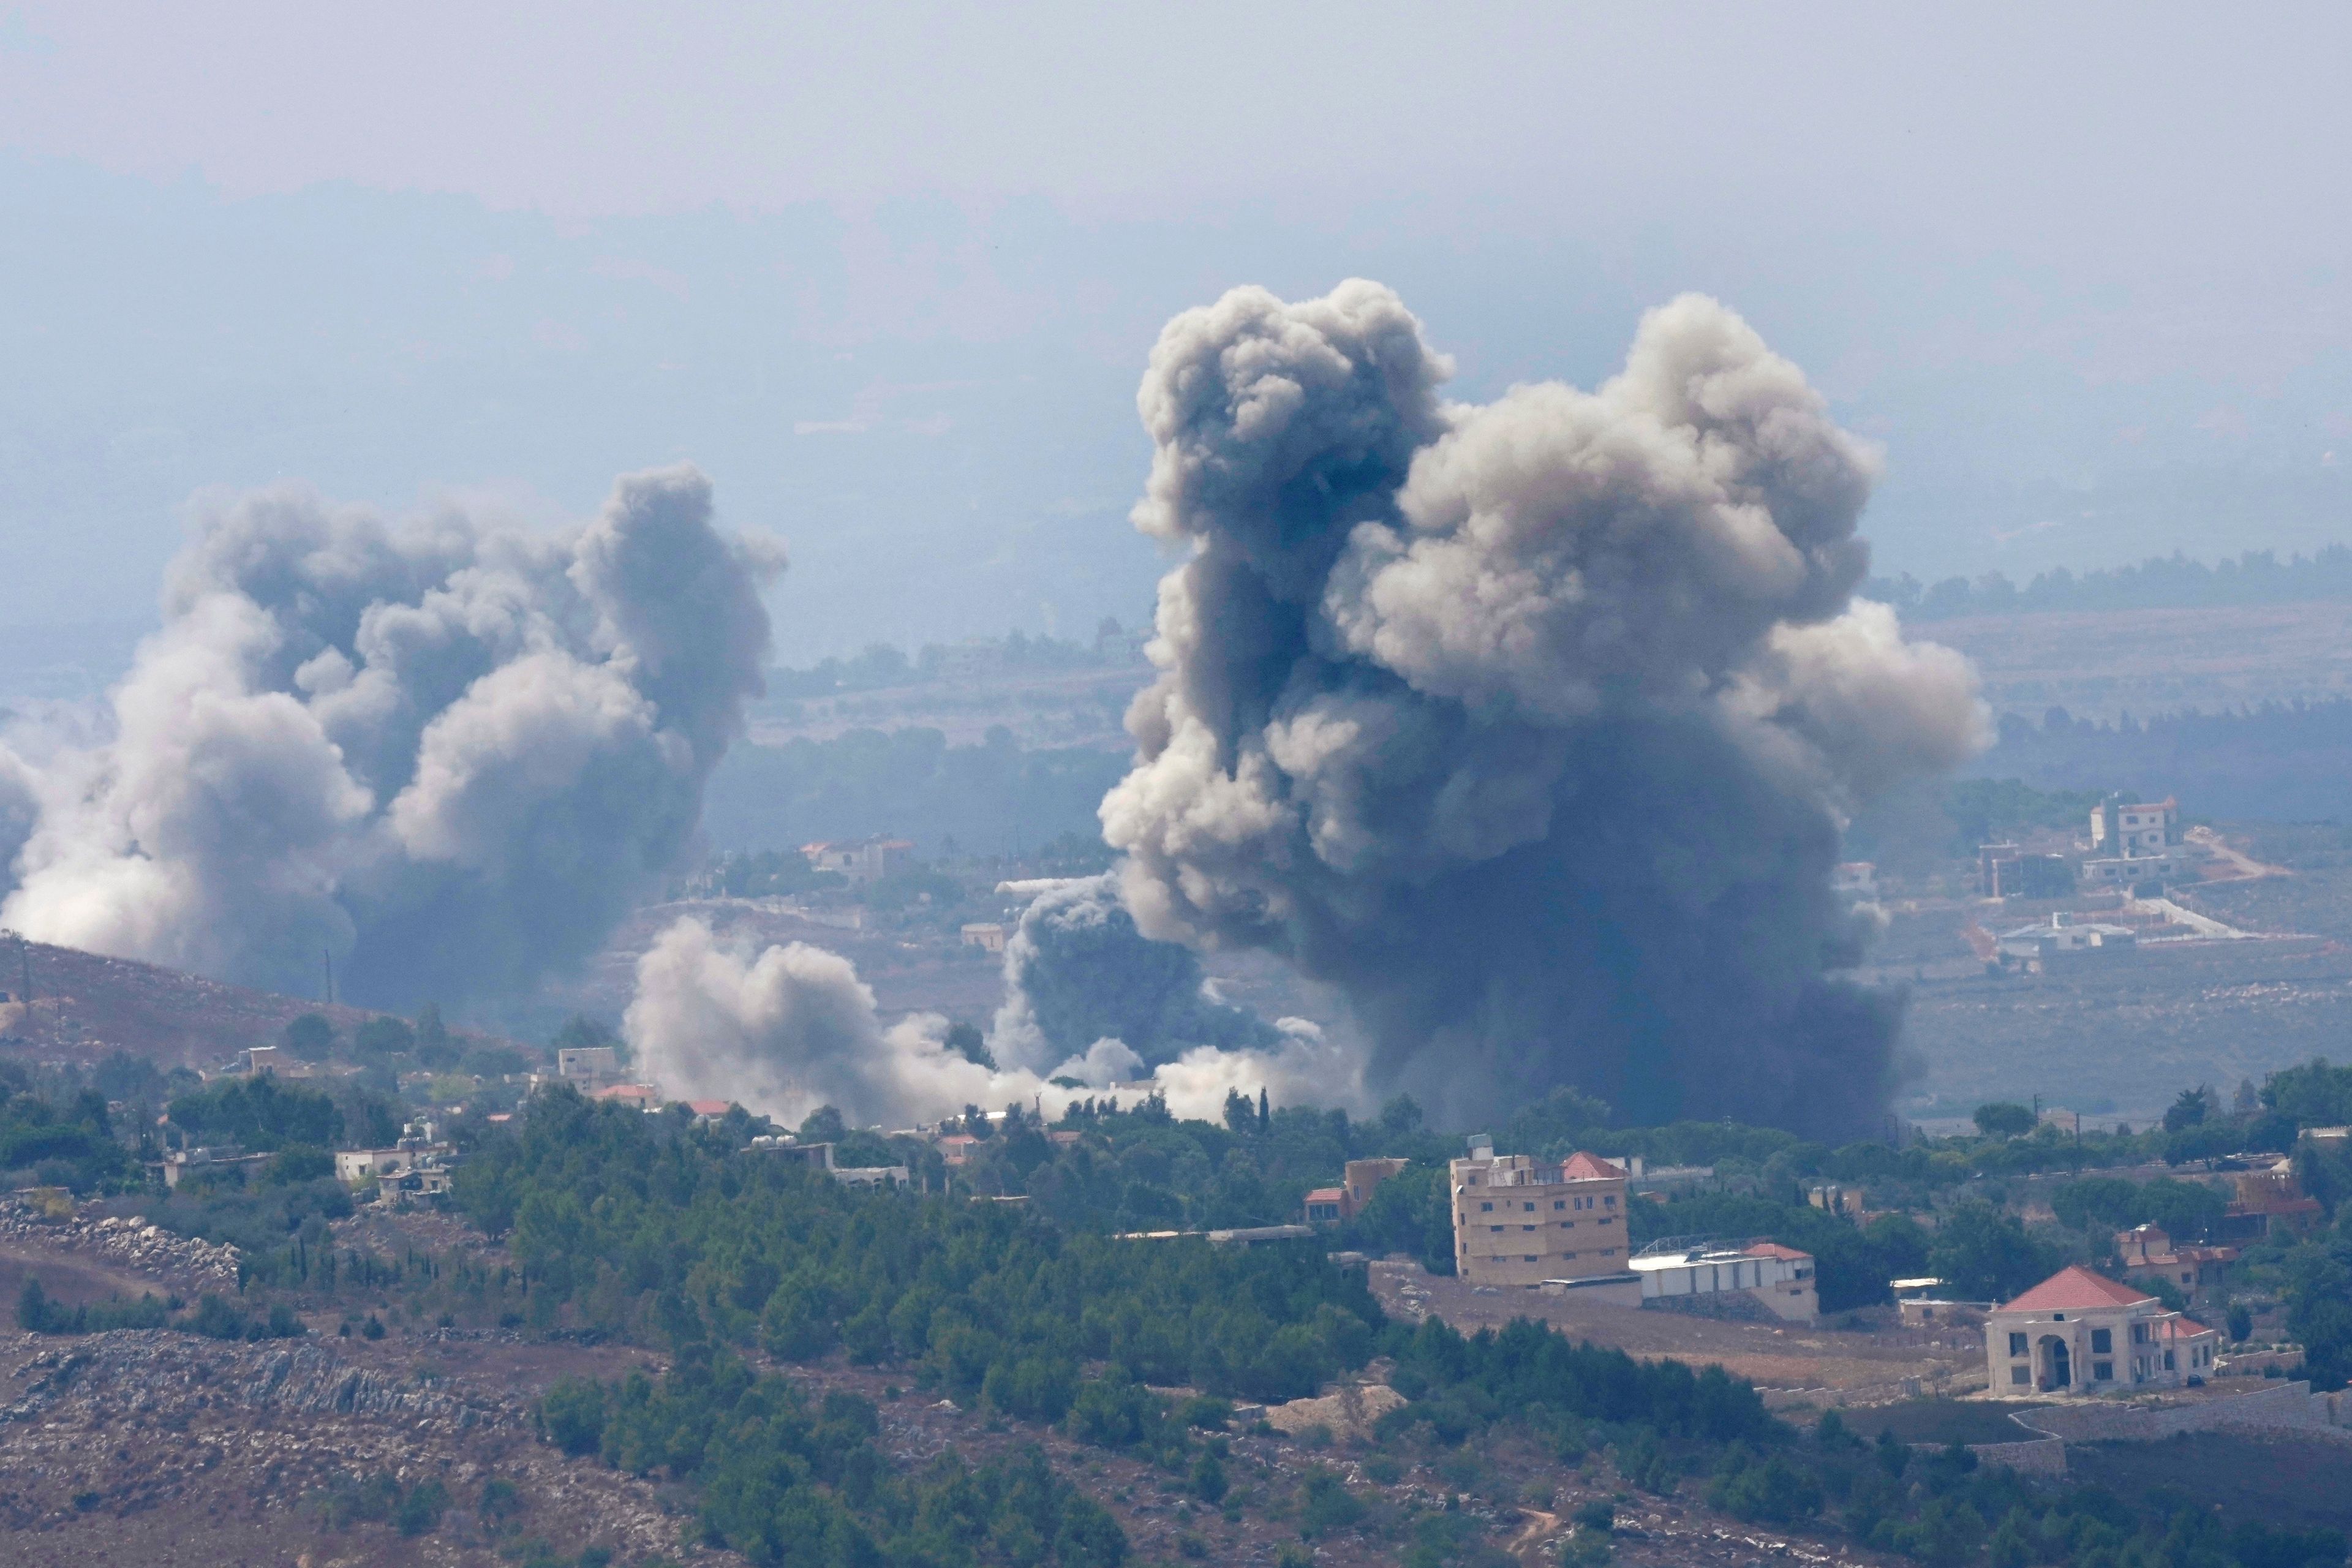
<box><xmin>1972</xmin><ymin>1102</ymin><xmax>2035</xmax><ymax>1139</ymax></box>
<box><xmin>353</xmin><ymin>1016</ymin><xmax>415</xmax><ymax>1057</ymax></box>
<box><xmin>282</xmin><ymin>1012</ymin><xmax>335</xmax><ymax>1060</ymax></box>
<box><xmin>1926</xmin><ymin>1202</ymin><xmax>2060</xmax><ymax>1303</ymax></box>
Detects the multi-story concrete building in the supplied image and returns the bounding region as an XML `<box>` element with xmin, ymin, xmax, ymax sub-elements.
<box><xmin>2115</xmin><ymin>1224</ymin><xmax>2237</xmax><ymax>1308</ymax></box>
<box><xmin>1986</xmin><ymin>1265</ymin><xmax>2220</xmax><ymax>1396</ymax></box>
<box><xmin>1450</xmin><ymin>1142</ymin><xmax>1629</xmax><ymax>1287</ymax></box>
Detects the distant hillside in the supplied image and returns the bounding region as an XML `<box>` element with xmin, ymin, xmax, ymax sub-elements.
<box><xmin>1869</xmin><ymin>544</ymin><xmax>2352</xmax><ymax>620</ymax></box>
<box><xmin>1973</xmin><ymin>699</ymin><xmax>2352</xmax><ymax>823</ymax></box>
<box><xmin>0</xmin><ymin>938</ymin><xmax>492</xmax><ymax>1069</ymax></box>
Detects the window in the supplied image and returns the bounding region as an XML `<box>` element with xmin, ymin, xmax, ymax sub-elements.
<box><xmin>1524</xmin><ymin>1202</ymin><xmax>1535</xmax><ymax>1212</ymax></box>
<box><xmin>1490</xmin><ymin>1225</ymin><xmax>1503</xmax><ymax>1234</ymax></box>
<box><xmin>1561</xmin><ymin>1221</ymin><xmax>1574</xmax><ymax>1229</ymax></box>
<box><xmin>1601</xmin><ymin>1247</ymin><xmax>1616</xmax><ymax>1257</ymax></box>
<box><xmin>1599</xmin><ymin>1216</ymin><xmax>1613</xmax><ymax>1226</ymax></box>
<box><xmin>2094</xmin><ymin>1362</ymin><xmax>2113</xmax><ymax>1381</ymax></box>
<box><xmin>2129</xmin><ymin>1324</ymin><xmax>2144</xmax><ymax>1345</ymax></box>
<box><xmin>2010</xmin><ymin>1367</ymin><xmax>2030</xmax><ymax>1386</ymax></box>
<box><xmin>2008</xmin><ymin>1333</ymin><xmax>2028</xmax><ymax>1357</ymax></box>
<box><xmin>1480</xmin><ymin>1202</ymin><xmax>1493</xmax><ymax>1212</ymax></box>
<box><xmin>2052</xmin><ymin>1313</ymin><xmax>2065</xmax><ymax>1322</ymax></box>
<box><xmin>1605</xmin><ymin>1196</ymin><xmax>1616</xmax><ymax>1208</ymax></box>
<box><xmin>2091</xmin><ymin>1328</ymin><xmax>2113</xmax><ymax>1354</ymax></box>
<box><xmin>1562</xmin><ymin>1251</ymin><xmax>1577</xmax><ymax>1261</ymax></box>
<box><xmin>1553</xmin><ymin>1200</ymin><xmax>1565</xmax><ymax>1210</ymax></box>
<box><xmin>1524</xmin><ymin>1255</ymin><xmax>1537</xmax><ymax>1262</ymax></box>
<box><xmin>2164</xmin><ymin>1351</ymin><xmax>2175</xmax><ymax>1371</ymax></box>
<box><xmin>1522</xmin><ymin>1225</ymin><xmax>1535</xmax><ymax>1232</ymax></box>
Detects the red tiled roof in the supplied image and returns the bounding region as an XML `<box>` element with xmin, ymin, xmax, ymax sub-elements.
<box><xmin>1561</xmin><ymin>1152</ymin><xmax>1623</xmax><ymax>1181</ymax></box>
<box><xmin>2157</xmin><ymin>1314</ymin><xmax>2215</xmax><ymax>1340</ymax></box>
<box><xmin>686</xmin><ymin>1100</ymin><xmax>733</xmax><ymax>1117</ymax></box>
<box><xmin>1999</xmin><ymin>1265</ymin><xmax>2154</xmax><ymax>1313</ymax></box>
<box><xmin>1305</xmin><ymin>1187</ymin><xmax>1345</xmax><ymax>1204</ymax></box>
<box><xmin>1743</xmin><ymin>1242</ymin><xmax>1812</xmax><ymax>1262</ymax></box>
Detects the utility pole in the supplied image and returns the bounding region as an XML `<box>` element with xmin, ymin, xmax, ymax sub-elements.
<box><xmin>16</xmin><ymin>933</ymin><xmax>28</xmax><ymax>1008</ymax></box>
<box><xmin>323</xmin><ymin>946</ymin><xmax>334</xmax><ymax>1008</ymax></box>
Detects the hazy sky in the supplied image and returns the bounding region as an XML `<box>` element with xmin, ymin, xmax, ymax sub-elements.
<box><xmin>4</xmin><ymin>3</ymin><xmax>2350</xmax><ymax>662</ymax></box>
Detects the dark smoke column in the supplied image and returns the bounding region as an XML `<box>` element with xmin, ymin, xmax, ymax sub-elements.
<box><xmin>1101</xmin><ymin>282</ymin><xmax>1983</xmax><ymax>1137</ymax></box>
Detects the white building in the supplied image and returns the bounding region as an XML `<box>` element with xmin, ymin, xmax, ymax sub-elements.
<box><xmin>801</xmin><ymin>837</ymin><xmax>915</xmax><ymax>886</ymax></box>
<box><xmin>1630</xmin><ymin>1239</ymin><xmax>1819</xmax><ymax>1323</ymax></box>
<box><xmin>1986</xmin><ymin>1265</ymin><xmax>2220</xmax><ymax>1395</ymax></box>
<box><xmin>1996</xmin><ymin>914</ymin><xmax>2137</xmax><ymax>971</ymax></box>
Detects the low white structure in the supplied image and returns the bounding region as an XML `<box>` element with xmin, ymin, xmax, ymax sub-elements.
<box><xmin>335</xmin><ymin>1119</ymin><xmax>456</xmax><ymax>1204</ymax></box>
<box><xmin>1996</xmin><ymin>914</ymin><xmax>2138</xmax><ymax>971</ymax></box>
<box><xmin>1987</xmin><ymin>1265</ymin><xmax>2220</xmax><ymax>1396</ymax></box>
<box><xmin>1630</xmin><ymin>1239</ymin><xmax>1819</xmax><ymax>1322</ymax></box>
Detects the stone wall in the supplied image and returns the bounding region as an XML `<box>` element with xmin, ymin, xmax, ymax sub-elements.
<box><xmin>2013</xmin><ymin>1381</ymin><xmax>2351</xmax><ymax>1444</ymax></box>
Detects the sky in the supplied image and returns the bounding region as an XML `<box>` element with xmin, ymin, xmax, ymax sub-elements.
<box><xmin>4</xmin><ymin>3</ymin><xmax>2351</xmax><ymax>665</ymax></box>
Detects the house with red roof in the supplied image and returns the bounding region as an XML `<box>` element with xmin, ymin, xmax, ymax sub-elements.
<box><xmin>1987</xmin><ymin>1265</ymin><xmax>2222</xmax><ymax>1396</ymax></box>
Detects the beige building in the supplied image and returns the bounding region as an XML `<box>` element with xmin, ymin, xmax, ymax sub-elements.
<box><xmin>1986</xmin><ymin>1265</ymin><xmax>2220</xmax><ymax>1396</ymax></box>
<box><xmin>1305</xmin><ymin>1156</ymin><xmax>1410</xmax><ymax>1225</ymax></box>
<box><xmin>1450</xmin><ymin>1142</ymin><xmax>1630</xmax><ymax>1287</ymax></box>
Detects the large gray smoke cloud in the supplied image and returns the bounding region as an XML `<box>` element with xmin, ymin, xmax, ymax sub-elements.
<box><xmin>0</xmin><ymin>466</ymin><xmax>778</xmax><ymax>1006</ymax></box>
<box><xmin>988</xmin><ymin>873</ymin><xmax>1278</xmax><ymax>1072</ymax></box>
<box><xmin>1100</xmin><ymin>282</ymin><xmax>1985</xmax><ymax>1137</ymax></box>
<box><xmin>625</xmin><ymin>913</ymin><xmax>1363</xmax><ymax>1129</ymax></box>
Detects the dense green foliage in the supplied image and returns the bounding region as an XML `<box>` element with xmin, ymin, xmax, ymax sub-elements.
<box><xmin>165</xmin><ymin>1077</ymin><xmax>344</xmax><ymax>1151</ymax></box>
<box><xmin>458</xmin><ymin>1093</ymin><xmax>1383</xmax><ymax>1406</ymax></box>
<box><xmin>0</xmin><ymin>1081</ymin><xmax>131</xmax><ymax>1191</ymax></box>
<box><xmin>467</xmin><ymin>1093</ymin><xmax>2344</xmax><ymax>1568</ymax></box>
<box><xmin>545</xmin><ymin>1356</ymin><xmax>1126</xmax><ymax>1568</ymax></box>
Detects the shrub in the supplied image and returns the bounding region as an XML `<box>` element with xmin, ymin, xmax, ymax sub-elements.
<box><xmin>542</xmin><ymin>1377</ymin><xmax>608</xmax><ymax>1457</ymax></box>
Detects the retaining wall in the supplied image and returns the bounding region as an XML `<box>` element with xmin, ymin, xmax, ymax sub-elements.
<box><xmin>2013</xmin><ymin>1381</ymin><xmax>2351</xmax><ymax>1444</ymax></box>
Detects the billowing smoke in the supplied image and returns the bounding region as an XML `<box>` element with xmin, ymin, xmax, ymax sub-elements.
<box><xmin>988</xmin><ymin>873</ymin><xmax>1278</xmax><ymax>1072</ymax></box>
<box><xmin>0</xmin><ymin>465</ymin><xmax>778</xmax><ymax>1006</ymax></box>
<box><xmin>0</xmin><ymin>742</ymin><xmax>36</xmax><ymax>902</ymax></box>
<box><xmin>625</xmin><ymin>914</ymin><xmax>1362</xmax><ymax>1129</ymax></box>
<box><xmin>1099</xmin><ymin>282</ymin><xmax>1985</xmax><ymax>1137</ymax></box>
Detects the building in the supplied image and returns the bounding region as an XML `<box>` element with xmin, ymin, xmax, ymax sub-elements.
<box><xmin>1630</xmin><ymin>1239</ymin><xmax>1820</xmax><ymax>1322</ymax></box>
<box><xmin>685</xmin><ymin>1099</ymin><xmax>737</xmax><ymax>1125</ymax></box>
<box><xmin>1831</xmin><ymin>862</ymin><xmax>1879</xmax><ymax>901</ymax></box>
<box><xmin>801</xmin><ymin>837</ymin><xmax>915</xmax><ymax>886</ymax></box>
<box><xmin>2115</xmin><ymin>1224</ymin><xmax>2237</xmax><ymax>1307</ymax></box>
<box><xmin>556</xmin><ymin>1046</ymin><xmax>622</xmax><ymax>1089</ymax></box>
<box><xmin>2215</xmin><ymin>1156</ymin><xmax>2324</xmax><ymax>1241</ymax></box>
<box><xmin>1977</xmin><ymin>845</ymin><xmax>2075</xmax><ymax>900</ymax></box>
<box><xmin>1986</xmin><ymin>1265</ymin><xmax>2221</xmax><ymax>1396</ymax></box>
<box><xmin>749</xmin><ymin>1135</ymin><xmax>835</xmax><ymax>1169</ymax></box>
<box><xmin>1450</xmin><ymin>1140</ymin><xmax>1631</xmax><ymax>1287</ymax></box>
<box><xmin>154</xmin><ymin>1145</ymin><xmax>273</xmax><ymax>1189</ymax></box>
<box><xmin>1996</xmin><ymin>914</ymin><xmax>2137</xmax><ymax>972</ymax></box>
<box><xmin>1305</xmin><ymin>1157</ymin><xmax>1410</xmax><ymax>1225</ymax></box>
<box><xmin>960</xmin><ymin>923</ymin><xmax>1008</xmax><ymax>953</ymax></box>
<box><xmin>832</xmin><ymin>1164</ymin><xmax>911</xmax><ymax>1188</ymax></box>
<box><xmin>2091</xmin><ymin>796</ymin><xmax>2181</xmax><ymax>858</ymax></box>
<box><xmin>336</xmin><ymin>1121</ymin><xmax>458</xmax><ymax>1205</ymax></box>
<box><xmin>592</xmin><ymin>1083</ymin><xmax>661</xmax><ymax>1110</ymax></box>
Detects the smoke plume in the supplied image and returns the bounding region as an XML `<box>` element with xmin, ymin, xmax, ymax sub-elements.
<box><xmin>1100</xmin><ymin>282</ymin><xmax>1985</xmax><ymax>1137</ymax></box>
<box><xmin>987</xmin><ymin>873</ymin><xmax>1278</xmax><ymax>1072</ymax></box>
<box><xmin>0</xmin><ymin>466</ymin><xmax>778</xmax><ymax>1006</ymax></box>
<box><xmin>0</xmin><ymin>742</ymin><xmax>35</xmax><ymax>903</ymax></box>
<box><xmin>625</xmin><ymin>914</ymin><xmax>1361</xmax><ymax>1130</ymax></box>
